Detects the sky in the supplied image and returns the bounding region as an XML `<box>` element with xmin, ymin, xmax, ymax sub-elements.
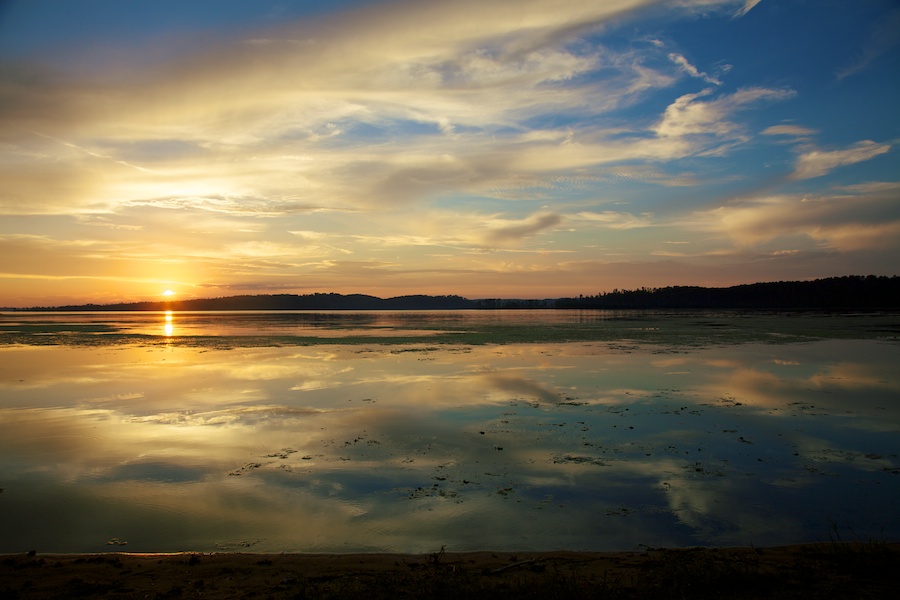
<box><xmin>1</xmin><ymin>0</ymin><xmax>898</xmax><ymax>307</ymax></box>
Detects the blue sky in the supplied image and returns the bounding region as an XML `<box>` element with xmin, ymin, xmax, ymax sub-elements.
<box><xmin>0</xmin><ymin>0</ymin><xmax>898</xmax><ymax>306</ymax></box>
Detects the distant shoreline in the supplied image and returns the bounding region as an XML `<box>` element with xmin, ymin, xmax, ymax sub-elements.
<box><xmin>6</xmin><ymin>275</ymin><xmax>900</xmax><ymax>312</ymax></box>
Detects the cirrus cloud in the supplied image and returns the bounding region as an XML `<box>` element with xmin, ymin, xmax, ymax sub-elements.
<box><xmin>791</xmin><ymin>140</ymin><xmax>891</xmax><ymax>180</ymax></box>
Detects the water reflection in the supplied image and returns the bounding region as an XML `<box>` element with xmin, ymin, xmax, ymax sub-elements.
<box><xmin>0</xmin><ymin>316</ymin><xmax>898</xmax><ymax>554</ymax></box>
<box><xmin>163</xmin><ymin>311</ymin><xmax>174</xmax><ymax>337</ymax></box>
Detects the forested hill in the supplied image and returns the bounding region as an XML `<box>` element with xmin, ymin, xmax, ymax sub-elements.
<box><xmin>41</xmin><ymin>293</ymin><xmax>477</xmax><ymax>312</ymax></box>
<box><xmin>23</xmin><ymin>275</ymin><xmax>900</xmax><ymax>311</ymax></box>
<box><xmin>553</xmin><ymin>275</ymin><xmax>900</xmax><ymax>310</ymax></box>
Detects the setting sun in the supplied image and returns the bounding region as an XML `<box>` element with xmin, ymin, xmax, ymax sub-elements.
<box><xmin>162</xmin><ymin>290</ymin><xmax>175</xmax><ymax>296</ymax></box>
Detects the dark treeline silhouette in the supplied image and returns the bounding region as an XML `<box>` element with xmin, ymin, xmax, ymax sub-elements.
<box><xmin>555</xmin><ymin>275</ymin><xmax>900</xmax><ymax>310</ymax></box>
<box><xmin>20</xmin><ymin>275</ymin><xmax>900</xmax><ymax>311</ymax></box>
<box><xmin>40</xmin><ymin>293</ymin><xmax>476</xmax><ymax>312</ymax></box>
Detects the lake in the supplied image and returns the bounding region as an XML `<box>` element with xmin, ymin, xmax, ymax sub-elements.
<box><xmin>1</xmin><ymin>310</ymin><xmax>898</xmax><ymax>554</ymax></box>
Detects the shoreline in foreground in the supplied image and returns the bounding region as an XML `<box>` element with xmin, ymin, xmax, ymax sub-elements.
<box><xmin>3</xmin><ymin>542</ymin><xmax>898</xmax><ymax>599</ymax></box>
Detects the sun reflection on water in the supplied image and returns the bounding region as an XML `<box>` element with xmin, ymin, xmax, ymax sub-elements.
<box><xmin>163</xmin><ymin>311</ymin><xmax>174</xmax><ymax>337</ymax></box>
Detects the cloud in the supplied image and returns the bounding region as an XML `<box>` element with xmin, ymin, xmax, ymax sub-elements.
<box><xmin>0</xmin><ymin>0</ymin><xmax>690</xmax><ymax>219</ymax></box>
<box><xmin>791</xmin><ymin>140</ymin><xmax>891</xmax><ymax>180</ymax></box>
<box><xmin>653</xmin><ymin>86</ymin><xmax>794</xmax><ymax>140</ymax></box>
<box><xmin>593</xmin><ymin>165</ymin><xmax>701</xmax><ymax>187</ymax></box>
<box><xmin>0</xmin><ymin>0</ymin><xmax>789</xmax><ymax>225</ymax></box>
<box><xmin>122</xmin><ymin>194</ymin><xmax>338</xmax><ymax>217</ymax></box>
<box><xmin>761</xmin><ymin>124</ymin><xmax>818</xmax><ymax>138</ymax></box>
<box><xmin>31</xmin><ymin>131</ymin><xmax>158</xmax><ymax>174</ymax></box>
<box><xmin>703</xmin><ymin>187</ymin><xmax>900</xmax><ymax>252</ymax></box>
<box><xmin>667</xmin><ymin>52</ymin><xmax>721</xmax><ymax>85</ymax></box>
<box><xmin>732</xmin><ymin>0</ymin><xmax>762</xmax><ymax>19</ymax></box>
<box><xmin>573</xmin><ymin>211</ymin><xmax>655</xmax><ymax>229</ymax></box>
<box><xmin>0</xmin><ymin>0</ymin><xmax>658</xmax><ymax>138</ymax></box>
<box><xmin>479</xmin><ymin>86</ymin><xmax>797</xmax><ymax>175</ymax></box>
<box><xmin>834</xmin><ymin>181</ymin><xmax>900</xmax><ymax>195</ymax></box>
<box><xmin>486</xmin><ymin>213</ymin><xmax>564</xmax><ymax>244</ymax></box>
<box><xmin>836</xmin><ymin>7</ymin><xmax>900</xmax><ymax>80</ymax></box>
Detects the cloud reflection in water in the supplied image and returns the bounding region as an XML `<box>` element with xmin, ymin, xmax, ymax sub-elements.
<box><xmin>0</xmin><ymin>321</ymin><xmax>898</xmax><ymax>553</ymax></box>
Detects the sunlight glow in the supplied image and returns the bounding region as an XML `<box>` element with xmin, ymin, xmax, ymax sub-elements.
<box><xmin>164</xmin><ymin>311</ymin><xmax>174</xmax><ymax>337</ymax></box>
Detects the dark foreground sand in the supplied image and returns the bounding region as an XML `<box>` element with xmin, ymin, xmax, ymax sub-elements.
<box><xmin>2</xmin><ymin>543</ymin><xmax>898</xmax><ymax>599</ymax></box>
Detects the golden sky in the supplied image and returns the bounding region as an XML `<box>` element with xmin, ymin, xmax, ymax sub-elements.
<box><xmin>1</xmin><ymin>0</ymin><xmax>898</xmax><ymax>306</ymax></box>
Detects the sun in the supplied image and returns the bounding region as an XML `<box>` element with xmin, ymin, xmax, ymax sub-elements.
<box><xmin>162</xmin><ymin>289</ymin><xmax>176</xmax><ymax>296</ymax></box>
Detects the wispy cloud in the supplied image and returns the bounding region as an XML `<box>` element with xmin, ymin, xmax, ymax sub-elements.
<box><xmin>732</xmin><ymin>0</ymin><xmax>762</xmax><ymax>19</ymax></box>
<box><xmin>761</xmin><ymin>124</ymin><xmax>818</xmax><ymax>139</ymax></box>
<box><xmin>836</xmin><ymin>7</ymin><xmax>900</xmax><ymax>80</ymax></box>
<box><xmin>668</xmin><ymin>52</ymin><xmax>722</xmax><ymax>85</ymax></box>
<box><xmin>0</xmin><ymin>0</ymin><xmax>681</xmax><ymax>219</ymax></box>
<box><xmin>0</xmin><ymin>0</ymin><xmax>793</xmax><ymax>223</ymax></box>
<box><xmin>573</xmin><ymin>211</ymin><xmax>655</xmax><ymax>229</ymax></box>
<box><xmin>791</xmin><ymin>140</ymin><xmax>891</xmax><ymax>179</ymax></box>
<box><xmin>653</xmin><ymin>86</ymin><xmax>794</xmax><ymax>140</ymax></box>
<box><xmin>486</xmin><ymin>212</ymin><xmax>563</xmax><ymax>244</ymax></box>
<box><xmin>703</xmin><ymin>187</ymin><xmax>900</xmax><ymax>252</ymax></box>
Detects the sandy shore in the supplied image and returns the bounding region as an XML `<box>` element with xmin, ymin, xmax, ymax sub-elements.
<box><xmin>2</xmin><ymin>542</ymin><xmax>898</xmax><ymax>599</ymax></box>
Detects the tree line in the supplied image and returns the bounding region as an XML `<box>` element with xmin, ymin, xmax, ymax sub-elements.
<box><xmin>40</xmin><ymin>293</ymin><xmax>475</xmax><ymax>311</ymax></box>
<box><xmin>23</xmin><ymin>275</ymin><xmax>900</xmax><ymax>311</ymax></box>
<box><xmin>553</xmin><ymin>275</ymin><xmax>900</xmax><ymax>310</ymax></box>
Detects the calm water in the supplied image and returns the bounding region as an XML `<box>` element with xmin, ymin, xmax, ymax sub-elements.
<box><xmin>1</xmin><ymin>310</ymin><xmax>899</xmax><ymax>553</ymax></box>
